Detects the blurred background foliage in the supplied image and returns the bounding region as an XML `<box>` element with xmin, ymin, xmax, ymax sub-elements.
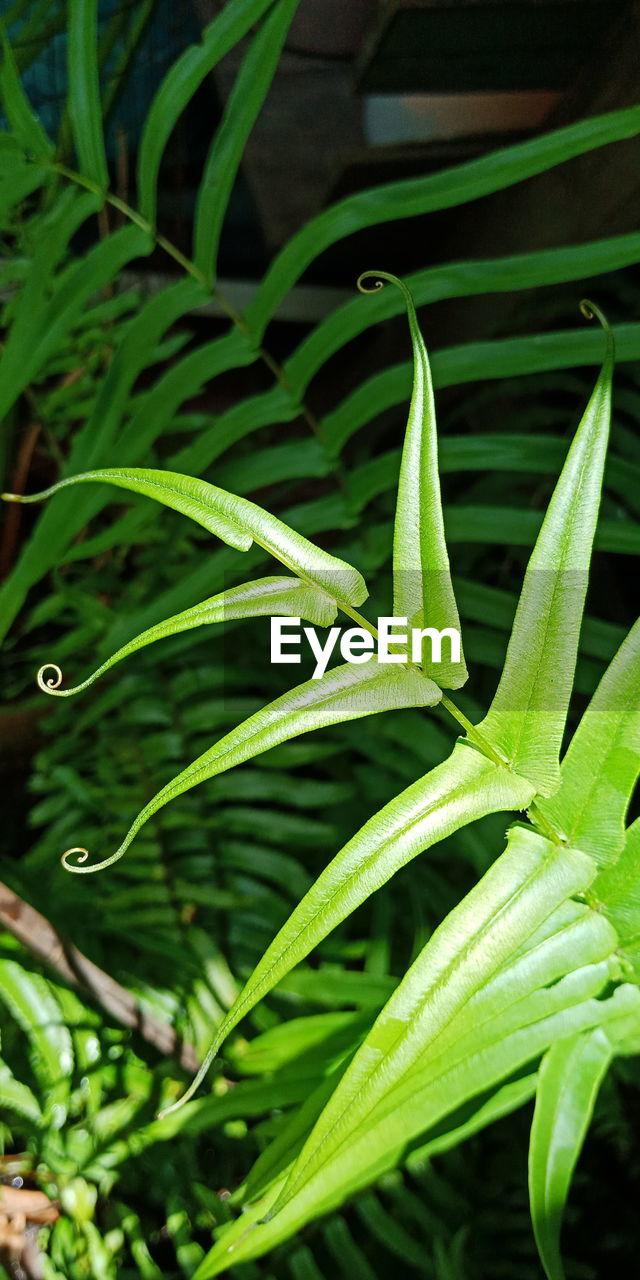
<box><xmin>0</xmin><ymin>1</ymin><xmax>639</xmax><ymax>1276</ymax></box>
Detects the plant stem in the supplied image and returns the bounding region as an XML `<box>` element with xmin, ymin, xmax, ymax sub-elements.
<box><xmin>527</xmin><ymin>801</ymin><xmax>566</xmax><ymax>846</ymax></box>
<box><xmin>336</xmin><ymin>601</ymin><xmax>379</xmax><ymax>638</ymax></box>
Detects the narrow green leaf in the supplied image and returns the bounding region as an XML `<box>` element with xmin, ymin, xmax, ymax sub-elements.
<box><xmin>285</xmin><ymin>233</ymin><xmax>640</xmax><ymax>403</ymax></box>
<box><xmin>346</xmin><ymin>437</ymin><xmax>640</xmax><ymax>515</ymax></box>
<box><xmin>3</xmin><ymin>467</ymin><xmax>368</xmax><ymax>605</ymax></box>
<box><xmin>37</xmin><ymin>576</ymin><xmax>338</xmax><ymax>697</ymax></box>
<box><xmin>536</xmin><ymin>619</ymin><xmax>640</xmax><ymax>863</ymax></box>
<box><xmin>477</xmin><ymin>304</ymin><xmax>615</xmax><ymax>795</ymax></box>
<box><xmin>0</xmin><ymin>31</ymin><xmax>54</xmax><ymax>157</ymax></box>
<box><xmin>68</xmin><ymin>0</ymin><xmax>108</xmax><ymax>186</ymax></box>
<box><xmin>193</xmin><ymin>0</ymin><xmax>299</xmax><ymax>284</ymax></box>
<box><xmin>321</xmin><ymin>322</ymin><xmax>640</xmax><ymax>459</ymax></box>
<box><xmin>444</xmin><ymin>506</ymin><xmax>639</xmax><ymax>556</ymax></box>
<box><xmin>280</xmin><ymin>987</ymin><xmax>638</xmax><ymax>1253</ymax></box>
<box><xmin>164</xmin><ymin>742</ymin><xmax>534</xmax><ymax>1118</ymax></box>
<box><xmin>228</xmin><ymin>1011</ymin><xmax>366</xmax><ymax>1077</ymax></box>
<box><xmin>137</xmin><ymin>0</ymin><xmax>275</xmax><ymax>223</ymax></box>
<box><xmin>56</xmin><ymin>659</ymin><xmax>441</xmax><ymax>876</ymax></box>
<box><xmin>245</xmin><ymin>106</ymin><xmax>640</xmax><ymax>341</ymax></box>
<box><xmin>529</xmin><ymin>1029</ymin><xmax>613</xmax><ymax>1280</ymax></box>
<box><xmin>358</xmin><ymin>272</ymin><xmax>466</xmax><ymax>688</ymax></box>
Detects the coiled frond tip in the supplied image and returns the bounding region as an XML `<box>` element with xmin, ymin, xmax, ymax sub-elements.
<box><xmin>357</xmin><ymin>271</ymin><xmax>386</xmax><ymax>295</ymax></box>
<box><xmin>37</xmin><ymin>663</ymin><xmax>63</xmax><ymax>693</ymax></box>
<box><xmin>579</xmin><ymin>298</ymin><xmax>610</xmax><ymax>333</ymax></box>
<box><xmin>61</xmin><ymin>847</ymin><xmax>90</xmax><ymax>871</ymax></box>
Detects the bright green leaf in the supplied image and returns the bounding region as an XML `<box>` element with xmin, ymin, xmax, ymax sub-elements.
<box><xmin>57</xmin><ymin>659</ymin><xmax>441</xmax><ymax>875</ymax></box>
<box><xmin>271</xmin><ymin>827</ymin><xmax>596</xmax><ymax>1218</ymax></box>
<box><xmin>477</xmin><ymin>305</ymin><xmax>615</xmax><ymax>795</ymax></box>
<box><xmin>2</xmin><ymin>467</ymin><xmax>368</xmax><ymax>605</ymax></box>
<box><xmin>593</xmin><ymin>818</ymin><xmax>640</xmax><ymax>979</ymax></box>
<box><xmin>358</xmin><ymin>271</ymin><xmax>466</xmax><ymax>688</ymax></box>
<box><xmin>37</xmin><ymin>576</ymin><xmax>338</xmax><ymax>697</ymax></box>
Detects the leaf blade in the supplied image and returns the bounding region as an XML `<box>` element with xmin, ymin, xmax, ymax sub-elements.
<box><xmin>477</xmin><ymin>306</ymin><xmax>615</xmax><ymax>794</ymax></box>
<box><xmin>38</xmin><ymin>576</ymin><xmax>338</xmax><ymax>697</ymax></box>
<box><xmin>193</xmin><ymin>0</ymin><xmax>299</xmax><ymax>284</ymax></box>
<box><xmin>358</xmin><ymin>271</ymin><xmax>466</xmax><ymax>688</ymax></box>
<box><xmin>536</xmin><ymin>618</ymin><xmax>640</xmax><ymax>862</ymax></box>
<box><xmin>245</xmin><ymin>106</ymin><xmax>640</xmax><ymax>341</ymax></box>
<box><xmin>528</xmin><ymin>1029</ymin><xmax>613</xmax><ymax>1280</ymax></box>
<box><xmin>0</xmin><ymin>31</ymin><xmax>54</xmax><ymax>157</ymax></box>
<box><xmin>68</xmin><ymin>0</ymin><xmax>108</xmax><ymax>187</ymax></box>
<box><xmin>273</xmin><ymin>826</ymin><xmax>596</xmax><ymax>1215</ymax></box>
<box><xmin>62</xmin><ymin>660</ymin><xmax>442</xmax><ymax>876</ymax></box>
<box><xmin>3</xmin><ymin>467</ymin><xmax>368</xmax><ymax>604</ymax></box>
<box><xmin>137</xmin><ymin>0</ymin><xmax>276</xmax><ymax>223</ymax></box>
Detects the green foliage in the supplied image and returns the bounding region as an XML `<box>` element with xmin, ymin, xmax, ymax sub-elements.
<box><xmin>0</xmin><ymin>3</ymin><xmax>639</xmax><ymax>1278</ymax></box>
<box><xmin>358</xmin><ymin>271</ymin><xmax>467</xmax><ymax>689</ymax></box>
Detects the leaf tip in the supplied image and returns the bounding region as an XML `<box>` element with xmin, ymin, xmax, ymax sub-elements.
<box><xmin>61</xmin><ymin>847</ymin><xmax>90</xmax><ymax>872</ymax></box>
<box><xmin>37</xmin><ymin>664</ymin><xmax>64</xmax><ymax>695</ymax></box>
<box><xmin>357</xmin><ymin>271</ymin><xmax>386</xmax><ymax>295</ymax></box>
<box><xmin>579</xmin><ymin>298</ymin><xmax>615</xmax><ymax>358</ymax></box>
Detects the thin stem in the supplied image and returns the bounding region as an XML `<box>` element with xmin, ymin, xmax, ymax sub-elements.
<box><xmin>527</xmin><ymin>801</ymin><xmax>566</xmax><ymax>846</ymax></box>
<box><xmin>439</xmin><ymin>693</ymin><xmax>505</xmax><ymax>767</ymax></box>
<box><xmin>336</xmin><ymin>602</ymin><xmax>379</xmax><ymax>638</ymax></box>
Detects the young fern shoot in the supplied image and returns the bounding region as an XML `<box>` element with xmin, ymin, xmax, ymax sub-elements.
<box><xmin>4</xmin><ymin>280</ymin><xmax>638</xmax><ymax>1280</ymax></box>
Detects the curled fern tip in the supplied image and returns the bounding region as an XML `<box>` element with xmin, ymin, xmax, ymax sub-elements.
<box><xmin>579</xmin><ymin>298</ymin><xmax>614</xmax><ymax>362</ymax></box>
<box><xmin>579</xmin><ymin>297</ymin><xmax>611</xmax><ymax>333</ymax></box>
<box><xmin>357</xmin><ymin>271</ymin><xmax>387</xmax><ymax>295</ymax></box>
<box><xmin>61</xmin><ymin>847</ymin><xmax>90</xmax><ymax>872</ymax></box>
<box><xmin>37</xmin><ymin>663</ymin><xmax>63</xmax><ymax>694</ymax></box>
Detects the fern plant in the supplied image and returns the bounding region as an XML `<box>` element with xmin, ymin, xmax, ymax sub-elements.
<box><xmin>4</xmin><ymin>264</ymin><xmax>639</xmax><ymax>1280</ymax></box>
<box><xmin>1</xmin><ymin>3</ymin><xmax>640</xmax><ymax>1278</ymax></box>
